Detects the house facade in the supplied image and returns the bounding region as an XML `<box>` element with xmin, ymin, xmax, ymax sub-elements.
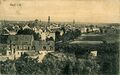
<box><xmin>6</xmin><ymin>35</ymin><xmax>35</xmax><ymax>59</ymax></box>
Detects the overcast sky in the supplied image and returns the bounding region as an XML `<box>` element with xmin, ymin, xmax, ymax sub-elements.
<box><xmin>0</xmin><ymin>0</ymin><xmax>120</xmax><ymax>23</ymax></box>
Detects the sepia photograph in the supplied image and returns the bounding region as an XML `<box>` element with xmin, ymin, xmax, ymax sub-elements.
<box><xmin>0</xmin><ymin>0</ymin><xmax>120</xmax><ymax>75</ymax></box>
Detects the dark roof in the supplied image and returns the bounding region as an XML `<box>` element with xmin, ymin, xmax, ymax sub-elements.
<box><xmin>39</xmin><ymin>40</ymin><xmax>55</xmax><ymax>45</ymax></box>
<box><xmin>46</xmin><ymin>37</ymin><xmax>54</xmax><ymax>41</ymax></box>
<box><xmin>0</xmin><ymin>35</ymin><xmax>8</xmax><ymax>44</ymax></box>
<box><xmin>7</xmin><ymin>35</ymin><xmax>34</xmax><ymax>45</ymax></box>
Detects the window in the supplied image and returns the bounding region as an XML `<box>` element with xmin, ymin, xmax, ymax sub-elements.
<box><xmin>24</xmin><ymin>45</ymin><xmax>27</xmax><ymax>50</ymax></box>
<box><xmin>43</xmin><ymin>46</ymin><xmax>46</xmax><ymax>50</ymax></box>
<box><xmin>13</xmin><ymin>49</ymin><xmax>15</xmax><ymax>53</ymax></box>
<box><xmin>17</xmin><ymin>46</ymin><xmax>19</xmax><ymax>50</ymax></box>
<box><xmin>21</xmin><ymin>52</ymin><xmax>22</xmax><ymax>55</ymax></box>
<box><xmin>28</xmin><ymin>46</ymin><xmax>30</xmax><ymax>50</ymax></box>
<box><xmin>21</xmin><ymin>52</ymin><xmax>24</xmax><ymax>55</ymax></box>
<box><xmin>9</xmin><ymin>52</ymin><xmax>11</xmax><ymax>55</ymax></box>
<box><xmin>20</xmin><ymin>45</ymin><xmax>22</xmax><ymax>49</ymax></box>
<box><xmin>8</xmin><ymin>45</ymin><xmax>10</xmax><ymax>49</ymax></box>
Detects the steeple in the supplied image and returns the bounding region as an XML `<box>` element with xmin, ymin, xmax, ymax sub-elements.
<box><xmin>73</xmin><ymin>19</ymin><xmax>75</xmax><ymax>26</ymax></box>
<box><xmin>48</xmin><ymin>16</ymin><xmax>50</xmax><ymax>26</ymax></box>
<box><xmin>45</xmin><ymin>16</ymin><xmax>51</xmax><ymax>32</ymax></box>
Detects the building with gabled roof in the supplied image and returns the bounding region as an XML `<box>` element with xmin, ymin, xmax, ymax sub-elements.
<box><xmin>4</xmin><ymin>34</ymin><xmax>55</xmax><ymax>60</ymax></box>
<box><xmin>7</xmin><ymin>35</ymin><xmax>34</xmax><ymax>45</ymax></box>
<box><xmin>6</xmin><ymin>35</ymin><xmax>35</xmax><ymax>59</ymax></box>
<box><xmin>23</xmin><ymin>24</ymin><xmax>31</xmax><ymax>30</ymax></box>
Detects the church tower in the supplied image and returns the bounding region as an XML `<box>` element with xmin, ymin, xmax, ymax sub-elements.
<box><xmin>73</xmin><ymin>19</ymin><xmax>75</xmax><ymax>26</ymax></box>
<box><xmin>48</xmin><ymin>16</ymin><xmax>50</xmax><ymax>26</ymax></box>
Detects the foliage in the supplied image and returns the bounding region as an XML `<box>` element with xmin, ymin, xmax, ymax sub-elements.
<box><xmin>41</xmin><ymin>53</ymin><xmax>100</xmax><ymax>75</ymax></box>
<box><xmin>56</xmin><ymin>40</ymin><xmax>119</xmax><ymax>75</ymax></box>
<box><xmin>15</xmin><ymin>54</ymin><xmax>41</xmax><ymax>75</ymax></box>
<box><xmin>55</xmin><ymin>31</ymin><xmax>61</xmax><ymax>42</ymax></box>
<box><xmin>0</xmin><ymin>60</ymin><xmax>16</xmax><ymax>74</ymax></box>
<box><xmin>0</xmin><ymin>52</ymin><xmax>100</xmax><ymax>75</ymax></box>
<box><xmin>0</xmin><ymin>42</ymin><xmax>119</xmax><ymax>75</ymax></box>
<box><xmin>97</xmin><ymin>43</ymin><xmax>119</xmax><ymax>75</ymax></box>
<box><xmin>55</xmin><ymin>29</ymin><xmax>81</xmax><ymax>42</ymax></box>
<box><xmin>62</xmin><ymin>29</ymin><xmax>81</xmax><ymax>42</ymax></box>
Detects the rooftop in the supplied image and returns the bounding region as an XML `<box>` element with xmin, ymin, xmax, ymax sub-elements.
<box><xmin>7</xmin><ymin>35</ymin><xmax>34</xmax><ymax>45</ymax></box>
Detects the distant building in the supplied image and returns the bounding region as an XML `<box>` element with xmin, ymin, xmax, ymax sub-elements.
<box><xmin>41</xmin><ymin>30</ymin><xmax>47</xmax><ymax>41</ymax></box>
<box><xmin>93</xmin><ymin>27</ymin><xmax>100</xmax><ymax>32</ymax></box>
<box><xmin>80</xmin><ymin>26</ymin><xmax>100</xmax><ymax>33</ymax></box>
<box><xmin>23</xmin><ymin>24</ymin><xmax>31</xmax><ymax>30</ymax></box>
<box><xmin>2</xmin><ymin>27</ymin><xmax>17</xmax><ymax>35</ymax></box>
<box><xmin>41</xmin><ymin>40</ymin><xmax>55</xmax><ymax>51</ymax></box>
<box><xmin>40</xmin><ymin>16</ymin><xmax>56</xmax><ymax>41</ymax></box>
<box><xmin>6</xmin><ymin>35</ymin><xmax>35</xmax><ymax>59</ymax></box>
<box><xmin>80</xmin><ymin>27</ymin><xmax>88</xmax><ymax>33</ymax></box>
<box><xmin>90</xmin><ymin>51</ymin><xmax>97</xmax><ymax>57</ymax></box>
<box><xmin>0</xmin><ymin>32</ymin><xmax>55</xmax><ymax>60</ymax></box>
<box><xmin>89</xmin><ymin>50</ymin><xmax>97</xmax><ymax>59</ymax></box>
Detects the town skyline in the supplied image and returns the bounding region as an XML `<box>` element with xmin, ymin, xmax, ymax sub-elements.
<box><xmin>0</xmin><ymin>0</ymin><xmax>120</xmax><ymax>23</ymax></box>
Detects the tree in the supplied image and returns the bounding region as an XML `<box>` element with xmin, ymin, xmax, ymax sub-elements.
<box><xmin>1</xmin><ymin>60</ymin><xmax>16</xmax><ymax>74</ymax></box>
<box><xmin>15</xmin><ymin>53</ymin><xmax>41</xmax><ymax>75</ymax></box>
<box><xmin>55</xmin><ymin>31</ymin><xmax>61</xmax><ymax>42</ymax></box>
<box><xmin>90</xmin><ymin>25</ymin><xmax>94</xmax><ymax>32</ymax></box>
<box><xmin>98</xmin><ymin>43</ymin><xmax>119</xmax><ymax>75</ymax></box>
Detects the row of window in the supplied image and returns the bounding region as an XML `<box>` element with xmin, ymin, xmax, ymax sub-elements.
<box><xmin>8</xmin><ymin>45</ymin><xmax>35</xmax><ymax>50</ymax></box>
<box><xmin>8</xmin><ymin>51</ymin><xmax>24</xmax><ymax>55</ymax></box>
<box><xmin>43</xmin><ymin>46</ymin><xmax>54</xmax><ymax>50</ymax></box>
<box><xmin>8</xmin><ymin>45</ymin><xmax>54</xmax><ymax>51</ymax></box>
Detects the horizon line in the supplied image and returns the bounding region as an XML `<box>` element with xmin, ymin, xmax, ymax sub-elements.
<box><xmin>0</xmin><ymin>19</ymin><xmax>120</xmax><ymax>24</ymax></box>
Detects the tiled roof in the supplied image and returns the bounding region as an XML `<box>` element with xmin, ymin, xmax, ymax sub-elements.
<box><xmin>7</xmin><ymin>35</ymin><xmax>34</xmax><ymax>45</ymax></box>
